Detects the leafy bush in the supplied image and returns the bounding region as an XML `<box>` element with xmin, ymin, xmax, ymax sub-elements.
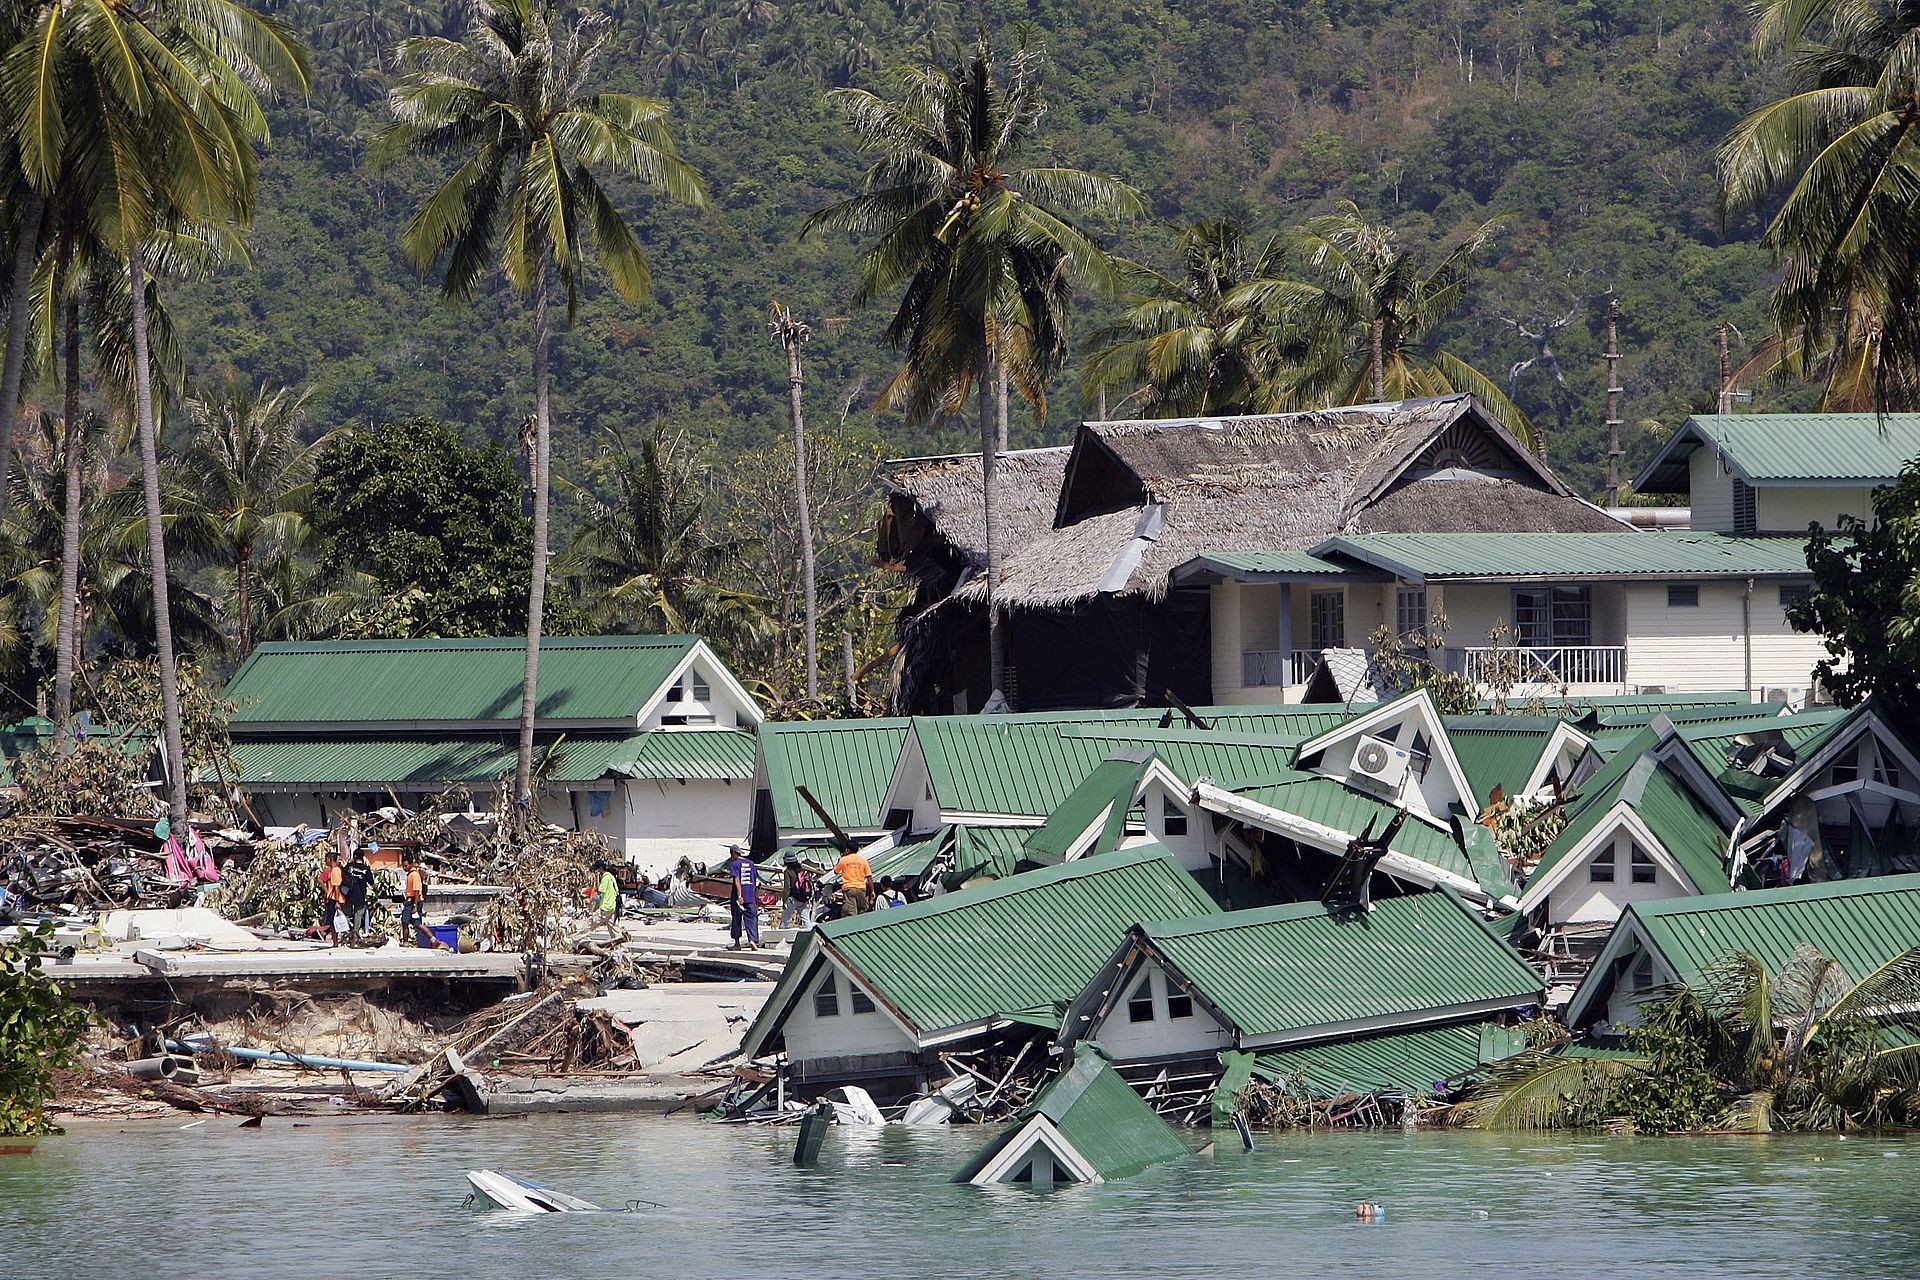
<box><xmin>0</xmin><ymin>924</ymin><xmax>96</xmax><ymax>1137</ymax></box>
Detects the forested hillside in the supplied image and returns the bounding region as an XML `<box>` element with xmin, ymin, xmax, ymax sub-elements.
<box><xmin>165</xmin><ymin>0</ymin><xmax>1786</xmax><ymax>501</ymax></box>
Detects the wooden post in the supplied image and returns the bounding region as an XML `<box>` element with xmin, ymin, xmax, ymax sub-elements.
<box><xmin>1604</xmin><ymin>298</ymin><xmax>1623</xmax><ymax>498</ymax></box>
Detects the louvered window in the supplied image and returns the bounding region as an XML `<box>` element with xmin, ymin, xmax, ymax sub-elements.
<box><xmin>1733</xmin><ymin>479</ymin><xmax>1757</xmax><ymax>533</ymax></box>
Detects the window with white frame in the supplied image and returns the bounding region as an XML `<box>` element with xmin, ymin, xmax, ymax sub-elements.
<box><xmin>1161</xmin><ymin>796</ymin><xmax>1188</xmax><ymax>838</ymax></box>
<box><xmin>1513</xmin><ymin>586</ymin><xmax>1593</xmax><ymax>647</ymax></box>
<box><xmin>1396</xmin><ymin>586</ymin><xmax>1428</xmax><ymax>639</ymax></box>
<box><xmin>1310</xmin><ymin>590</ymin><xmax>1345</xmax><ymax>649</ymax></box>
<box><xmin>1630</xmin><ymin>843</ymin><xmax>1657</xmax><ymax>884</ymax></box>
<box><xmin>1589</xmin><ymin>841</ymin><xmax>1616</xmax><ymax>882</ymax></box>
<box><xmin>813</xmin><ymin>972</ymin><xmax>840</xmax><ymax>1018</ymax></box>
<box><xmin>850</xmin><ymin>988</ymin><xmax>876</xmax><ymax>1015</ymax></box>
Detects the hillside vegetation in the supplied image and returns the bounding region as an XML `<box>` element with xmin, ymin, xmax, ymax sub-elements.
<box><xmin>161</xmin><ymin>0</ymin><xmax>1790</xmax><ymax>499</ymax></box>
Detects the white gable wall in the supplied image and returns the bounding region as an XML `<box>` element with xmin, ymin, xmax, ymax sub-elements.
<box><xmin>1690</xmin><ymin>447</ymin><xmax>1734</xmax><ymax>531</ymax></box>
<box><xmin>1088</xmin><ymin>962</ymin><xmax>1235</xmax><ymax>1061</ymax></box>
<box><xmin>1544</xmin><ymin>827</ymin><xmax>1691</xmax><ymax>926</ymax></box>
<box><xmin>1621</xmin><ymin>581</ymin><xmax>1823</xmax><ymax>695</ymax></box>
<box><xmin>780</xmin><ymin>962</ymin><xmax>920</xmax><ymax>1062</ymax></box>
<box><xmin>1756</xmin><ymin>485</ymin><xmax>1877</xmax><ymax>533</ymax></box>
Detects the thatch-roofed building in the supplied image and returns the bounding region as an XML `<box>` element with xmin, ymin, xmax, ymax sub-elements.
<box><xmin>878</xmin><ymin>395</ymin><xmax>1623</xmax><ymax>714</ymax></box>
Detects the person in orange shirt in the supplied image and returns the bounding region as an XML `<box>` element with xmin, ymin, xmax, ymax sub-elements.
<box><xmin>401</xmin><ymin>854</ymin><xmax>430</xmax><ymax>947</ymax></box>
<box><xmin>833</xmin><ymin>843</ymin><xmax>873</xmax><ymax>916</ymax></box>
<box><xmin>319</xmin><ymin>851</ymin><xmax>346</xmax><ymax>942</ymax></box>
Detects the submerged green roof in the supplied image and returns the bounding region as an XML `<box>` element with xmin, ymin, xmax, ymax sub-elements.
<box><xmin>1526</xmin><ymin>748</ymin><xmax>1731</xmax><ymax>898</ymax></box>
<box><xmin>743</xmin><ymin>846</ymin><xmax>1219</xmax><ymax>1052</ymax></box>
<box><xmin>1137</xmin><ymin>890</ymin><xmax>1543</xmax><ymax>1041</ymax></box>
<box><xmin>231</xmin><ymin>728</ymin><xmax>754</xmax><ymax>788</ymax></box>
<box><xmin>1023</xmin><ymin>751</ymin><xmax>1154</xmax><ymax>864</ymax></box>
<box><xmin>1314</xmin><ymin>531</ymin><xmax>1817</xmax><ymax>581</ymax></box>
<box><xmin>1247</xmin><ymin>1021</ymin><xmax>1529</xmax><ymax>1098</ymax></box>
<box><xmin>756</xmin><ymin>717</ymin><xmax>911</xmax><ymax>831</ymax></box>
<box><xmin>227</xmin><ymin>636</ymin><xmax>703</xmax><ymax>727</ymax></box>
<box><xmin>1637</xmin><ymin>413</ymin><xmax>1920</xmax><ymax>491</ymax></box>
<box><xmin>956</xmin><ymin>1044</ymin><xmax>1191</xmax><ymax>1183</ymax></box>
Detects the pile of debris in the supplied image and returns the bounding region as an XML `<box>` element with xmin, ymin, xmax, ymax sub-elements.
<box><xmin>0</xmin><ymin>815</ymin><xmax>249</xmax><ymax>916</ymax></box>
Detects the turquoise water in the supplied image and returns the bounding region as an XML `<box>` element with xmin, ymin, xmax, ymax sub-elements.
<box><xmin>3</xmin><ymin>1114</ymin><xmax>1917</xmax><ymax>1279</ymax></box>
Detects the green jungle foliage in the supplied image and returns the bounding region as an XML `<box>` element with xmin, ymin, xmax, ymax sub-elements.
<box><xmin>0</xmin><ymin>923</ymin><xmax>95</xmax><ymax>1136</ymax></box>
<box><xmin>138</xmin><ymin>0</ymin><xmax>1801</xmax><ymax>504</ymax></box>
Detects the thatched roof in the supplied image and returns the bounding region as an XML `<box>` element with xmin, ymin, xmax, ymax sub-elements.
<box><xmin>882</xmin><ymin>447</ymin><xmax>1070</xmax><ymax>565</ymax></box>
<box><xmin>927</xmin><ymin>395</ymin><xmax>1625</xmax><ymax>609</ymax></box>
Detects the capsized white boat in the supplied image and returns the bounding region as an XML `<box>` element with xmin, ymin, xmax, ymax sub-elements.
<box><xmin>465</xmin><ymin>1169</ymin><xmax>602</xmax><ymax>1213</ymax></box>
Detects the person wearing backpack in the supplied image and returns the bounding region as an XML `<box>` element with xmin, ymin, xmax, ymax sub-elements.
<box><xmin>778</xmin><ymin>850</ymin><xmax>816</xmax><ymax>931</ymax></box>
<box><xmin>342</xmin><ymin>848</ymin><xmax>376</xmax><ymax>942</ymax></box>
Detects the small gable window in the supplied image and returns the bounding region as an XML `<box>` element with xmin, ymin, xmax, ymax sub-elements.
<box><xmin>1589</xmin><ymin>843</ymin><xmax>1616</xmax><ymax>883</ymax></box>
<box><xmin>1161</xmin><ymin>797</ymin><xmax>1188</xmax><ymax>838</ymax></box>
<box><xmin>691</xmin><ymin>677</ymin><xmax>712</xmax><ymax>702</ymax></box>
<box><xmin>1667</xmin><ymin>585</ymin><xmax>1699</xmax><ymax>608</ymax></box>
<box><xmin>1630</xmin><ymin>844</ymin><xmax>1657</xmax><ymax>884</ymax></box>
<box><xmin>850</xmin><ymin>988</ymin><xmax>876</xmax><ymax>1015</ymax></box>
<box><xmin>813</xmin><ymin>972</ymin><xmax>840</xmax><ymax>1018</ymax></box>
<box><xmin>1127</xmin><ymin>976</ymin><xmax>1156</xmax><ymax>1023</ymax></box>
<box><xmin>1166</xmin><ymin>992</ymin><xmax>1194</xmax><ymax>1020</ymax></box>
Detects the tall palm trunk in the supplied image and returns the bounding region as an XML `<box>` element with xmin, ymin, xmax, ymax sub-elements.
<box><xmin>52</xmin><ymin>289</ymin><xmax>84</xmax><ymax>747</ymax></box>
<box><xmin>995</xmin><ymin>359</ymin><xmax>1009</xmax><ymax>453</ymax></box>
<box><xmin>128</xmin><ymin>244</ymin><xmax>189</xmax><ymax>820</ymax></box>
<box><xmin>979</xmin><ymin>348</ymin><xmax>1005</xmax><ymax>703</ymax></box>
<box><xmin>513</xmin><ymin>259</ymin><xmax>552</xmax><ymax>810</ymax></box>
<box><xmin>0</xmin><ymin>192</ymin><xmax>47</xmax><ymax>527</ymax></box>
<box><xmin>236</xmin><ymin>542</ymin><xmax>252</xmax><ymax>659</ymax></box>
<box><xmin>777</xmin><ymin>313</ymin><xmax>818</xmax><ymax>700</ymax></box>
<box><xmin>1369</xmin><ymin>317</ymin><xmax>1386</xmax><ymax>401</ymax></box>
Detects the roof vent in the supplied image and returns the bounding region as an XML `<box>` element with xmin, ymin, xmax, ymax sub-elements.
<box><xmin>1349</xmin><ymin>733</ymin><xmax>1411</xmax><ymax>795</ymax></box>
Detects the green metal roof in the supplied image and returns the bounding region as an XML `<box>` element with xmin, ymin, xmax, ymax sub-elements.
<box><xmin>1248</xmin><ymin>1021</ymin><xmax>1529</xmax><ymax>1098</ymax></box>
<box><xmin>609</xmin><ymin>729</ymin><xmax>757</xmax><ymax>780</ymax></box>
<box><xmin>1138</xmin><ymin>890</ymin><xmax>1543</xmax><ymax>1041</ymax></box>
<box><xmin>749</xmin><ymin>847</ymin><xmax>1220</xmax><ymax>1048</ymax></box>
<box><xmin>230</xmin><ymin>728</ymin><xmax>751</xmax><ymax>788</ymax></box>
<box><xmin>1445</xmin><ymin>725</ymin><xmax>1555</xmax><ymax>807</ymax></box>
<box><xmin>1219</xmin><ymin>770</ymin><xmax>1497</xmax><ymax>893</ymax></box>
<box><xmin>1312</xmin><ymin>531</ymin><xmax>1817</xmax><ymax>581</ymax></box>
<box><xmin>956</xmin><ymin>1044</ymin><xmax>1192</xmax><ymax>1182</ymax></box>
<box><xmin>947</xmin><ymin>824</ymin><xmax>1040</xmax><ymax>884</ymax></box>
<box><xmin>1637</xmin><ymin>413</ymin><xmax>1920</xmax><ymax>492</ymax></box>
<box><xmin>1023</xmin><ymin>751</ymin><xmax>1154</xmax><ymax>864</ymax></box>
<box><xmin>0</xmin><ymin>719</ymin><xmax>154</xmax><ymax>785</ymax></box>
<box><xmin>1674</xmin><ymin>706</ymin><xmax>1851</xmax><ymax>813</ymax></box>
<box><xmin>1581</xmin><ymin>874</ymin><xmax>1920</xmax><ymax>1017</ymax></box>
<box><xmin>226</xmin><ymin>636</ymin><xmax>702</xmax><ymax>727</ymax></box>
<box><xmin>1526</xmin><ymin>748</ymin><xmax>1731</xmax><ymax>898</ymax></box>
<box><xmin>1171</xmin><ymin>550</ymin><xmax>1371</xmax><ymax>584</ymax></box>
<box><xmin>756</xmin><ymin>717</ymin><xmax>911</xmax><ymax>832</ymax></box>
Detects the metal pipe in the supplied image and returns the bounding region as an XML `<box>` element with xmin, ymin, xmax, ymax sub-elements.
<box><xmin>127</xmin><ymin>1055</ymin><xmax>198</xmax><ymax>1083</ymax></box>
<box><xmin>169</xmin><ymin>1038</ymin><xmax>410</xmax><ymax>1073</ymax></box>
<box><xmin>1743</xmin><ymin>578</ymin><xmax>1755</xmax><ymax>698</ymax></box>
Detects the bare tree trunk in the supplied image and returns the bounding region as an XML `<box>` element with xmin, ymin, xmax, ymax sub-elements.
<box><xmin>514</xmin><ymin>258</ymin><xmax>552</xmax><ymax>810</ymax></box>
<box><xmin>841</xmin><ymin>629</ymin><xmax>856</xmax><ymax>714</ymax></box>
<box><xmin>53</xmin><ymin>289</ymin><xmax>84</xmax><ymax>748</ymax></box>
<box><xmin>979</xmin><ymin>349</ymin><xmax>1004</xmax><ymax>703</ymax></box>
<box><xmin>236</xmin><ymin>542</ymin><xmax>252</xmax><ymax>659</ymax></box>
<box><xmin>995</xmin><ymin>359</ymin><xmax>1009</xmax><ymax>454</ymax></box>
<box><xmin>129</xmin><ymin>244</ymin><xmax>188</xmax><ymax>820</ymax></box>
<box><xmin>772</xmin><ymin>305</ymin><xmax>817</xmax><ymax>700</ymax></box>
<box><xmin>0</xmin><ymin>192</ymin><xmax>46</xmax><ymax>529</ymax></box>
<box><xmin>1370</xmin><ymin>318</ymin><xmax>1386</xmax><ymax>401</ymax></box>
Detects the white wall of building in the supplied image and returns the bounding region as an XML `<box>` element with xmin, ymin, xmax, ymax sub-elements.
<box><xmin>1756</xmin><ymin>485</ymin><xmax>1876</xmax><ymax>533</ymax></box>
<box><xmin>1137</xmin><ymin>777</ymin><xmax>1211</xmax><ymax>871</ymax></box>
<box><xmin>1690</xmin><ymin>447</ymin><xmax>1733</xmax><ymax>531</ymax></box>
<box><xmin>1089</xmin><ymin>963</ymin><xmax>1235</xmax><ymax>1061</ymax></box>
<box><xmin>641</xmin><ymin>654</ymin><xmax>754</xmax><ymax>729</ymax></box>
<box><xmin>1543</xmin><ymin>827</ymin><xmax>1692</xmax><ymax>926</ymax></box>
<box><xmin>781</xmin><ymin>963</ymin><xmax>920</xmax><ymax>1062</ymax></box>
<box><xmin>1621</xmin><ymin>581</ymin><xmax>1824</xmax><ymax>695</ymax></box>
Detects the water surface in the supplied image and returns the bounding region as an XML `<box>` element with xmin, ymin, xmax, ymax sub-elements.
<box><xmin>3</xmin><ymin>1114</ymin><xmax>1915</xmax><ymax>1278</ymax></box>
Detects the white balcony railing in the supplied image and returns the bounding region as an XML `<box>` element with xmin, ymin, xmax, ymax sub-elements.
<box><xmin>1241</xmin><ymin>648</ymin><xmax>1329</xmax><ymax>687</ymax></box>
<box><xmin>1461</xmin><ymin>645</ymin><xmax>1626</xmax><ymax>689</ymax></box>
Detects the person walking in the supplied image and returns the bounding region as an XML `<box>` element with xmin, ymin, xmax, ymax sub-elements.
<box><xmin>319</xmin><ymin>850</ymin><xmax>347</xmax><ymax>943</ymax></box>
<box><xmin>725</xmin><ymin>844</ymin><xmax>762</xmax><ymax>950</ymax></box>
<box><xmin>778</xmin><ymin>851</ymin><xmax>815</xmax><ymax>931</ymax></box>
<box><xmin>400</xmin><ymin>854</ymin><xmax>429</xmax><ymax>948</ymax></box>
<box><xmin>342</xmin><ymin>848</ymin><xmax>375</xmax><ymax>941</ymax></box>
<box><xmin>833</xmin><ymin>843</ymin><xmax>873</xmax><ymax>916</ymax></box>
<box><xmin>584</xmin><ymin>861</ymin><xmax>622</xmax><ymax>932</ymax></box>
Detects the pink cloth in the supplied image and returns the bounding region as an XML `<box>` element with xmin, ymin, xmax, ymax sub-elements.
<box><xmin>163</xmin><ymin>832</ymin><xmax>220</xmax><ymax>884</ymax></box>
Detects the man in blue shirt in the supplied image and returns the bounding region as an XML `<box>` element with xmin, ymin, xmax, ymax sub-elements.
<box><xmin>725</xmin><ymin>844</ymin><xmax>762</xmax><ymax>951</ymax></box>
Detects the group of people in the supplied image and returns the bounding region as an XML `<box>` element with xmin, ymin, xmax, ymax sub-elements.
<box><xmin>316</xmin><ymin>846</ymin><xmax>433</xmax><ymax>947</ymax></box>
<box><xmin>721</xmin><ymin>841</ymin><xmax>915</xmax><ymax>950</ymax></box>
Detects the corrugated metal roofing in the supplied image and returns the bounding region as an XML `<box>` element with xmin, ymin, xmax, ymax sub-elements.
<box><xmin>610</xmin><ymin>729</ymin><xmax>757</xmax><ymax>780</ymax></box>
<box><xmin>1023</xmin><ymin>753</ymin><xmax>1152</xmax><ymax>863</ymax></box>
<box><xmin>1621</xmin><ymin>873</ymin><xmax>1920</xmax><ymax>991</ymax></box>
<box><xmin>231</xmin><ymin>731</ymin><xmax>746</xmax><ymax>787</ymax></box>
<box><xmin>1219</xmin><ymin>772</ymin><xmax>1481</xmax><ymax>887</ymax></box>
<box><xmin>1446</xmin><ymin>726</ymin><xmax>1554</xmax><ymax>807</ymax></box>
<box><xmin>1142</xmin><ymin>891</ymin><xmax>1543</xmax><ymax>1040</ymax></box>
<box><xmin>1173</xmin><ymin>550</ymin><xmax>1362</xmax><ymax>581</ymax></box>
<box><xmin>1314</xmin><ymin>531</ymin><xmax>1817</xmax><ymax>581</ymax></box>
<box><xmin>1674</xmin><ymin>706</ymin><xmax>1851</xmax><ymax>813</ymax></box>
<box><xmin>1638</xmin><ymin>413</ymin><xmax>1920</xmax><ymax>490</ymax></box>
<box><xmin>227</xmin><ymin>636</ymin><xmax>699</xmax><ymax>726</ymax></box>
<box><xmin>955</xmin><ymin>1044</ymin><xmax>1191</xmax><ymax>1182</ymax></box>
<box><xmin>756</xmin><ymin>718</ymin><xmax>911</xmax><ymax>831</ymax></box>
<box><xmin>821</xmin><ymin>846</ymin><xmax>1220</xmax><ymax>1033</ymax></box>
<box><xmin>1250</xmin><ymin>1021</ymin><xmax>1526</xmax><ymax>1097</ymax></box>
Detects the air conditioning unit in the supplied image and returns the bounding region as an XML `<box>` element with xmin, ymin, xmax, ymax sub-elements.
<box><xmin>1349</xmin><ymin>734</ymin><xmax>1411</xmax><ymax>794</ymax></box>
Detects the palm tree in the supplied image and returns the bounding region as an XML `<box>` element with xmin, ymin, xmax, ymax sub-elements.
<box><xmin>1</xmin><ymin>0</ymin><xmax>310</xmax><ymax>818</ymax></box>
<box><xmin>1458</xmin><ymin>943</ymin><xmax>1920</xmax><ymax>1132</ymax></box>
<box><xmin>805</xmin><ymin>33</ymin><xmax>1141</xmax><ymax>699</ymax></box>
<box><xmin>1240</xmin><ymin>202</ymin><xmax>1537</xmax><ymax>448</ymax></box>
<box><xmin>560</xmin><ymin>424</ymin><xmax>768</xmax><ymax>655</ymax></box>
<box><xmin>1082</xmin><ymin>217</ymin><xmax>1297</xmax><ymax>418</ymax></box>
<box><xmin>178</xmin><ymin>379</ymin><xmax>319</xmax><ymax>659</ymax></box>
<box><xmin>768</xmin><ymin>303</ymin><xmax>818</xmax><ymax>700</ymax></box>
<box><xmin>381</xmin><ymin>0</ymin><xmax>707</xmax><ymax>806</ymax></box>
<box><xmin>1719</xmin><ymin>0</ymin><xmax>1920</xmax><ymax>411</ymax></box>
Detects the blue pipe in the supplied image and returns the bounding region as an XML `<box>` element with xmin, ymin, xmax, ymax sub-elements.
<box><xmin>168</xmin><ymin>1037</ymin><xmax>412</xmax><ymax>1073</ymax></box>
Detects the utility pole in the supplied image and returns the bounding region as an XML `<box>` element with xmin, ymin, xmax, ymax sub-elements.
<box><xmin>770</xmin><ymin>303</ymin><xmax>818</xmax><ymax>701</ymax></box>
<box><xmin>1717</xmin><ymin>321</ymin><xmax>1733</xmax><ymax>415</ymax></box>
<box><xmin>842</xmin><ymin>630</ymin><xmax>857</xmax><ymax>714</ymax></box>
<box><xmin>1604</xmin><ymin>297</ymin><xmax>1623</xmax><ymax>498</ymax></box>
